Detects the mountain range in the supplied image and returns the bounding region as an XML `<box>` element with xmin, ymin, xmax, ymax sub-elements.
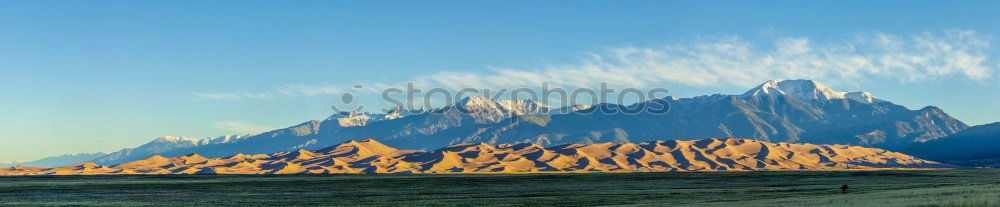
<box><xmin>0</xmin><ymin>152</ymin><xmax>107</xmax><ymax>168</ymax></box>
<box><xmin>12</xmin><ymin>79</ymin><xmax>975</xmax><ymax>167</ymax></box>
<box><xmin>0</xmin><ymin>138</ymin><xmax>945</xmax><ymax>175</ymax></box>
<box><xmin>89</xmin><ymin>135</ymin><xmax>241</xmax><ymax>165</ymax></box>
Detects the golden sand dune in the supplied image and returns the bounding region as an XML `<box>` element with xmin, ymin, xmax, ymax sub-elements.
<box><xmin>0</xmin><ymin>139</ymin><xmax>946</xmax><ymax>175</ymax></box>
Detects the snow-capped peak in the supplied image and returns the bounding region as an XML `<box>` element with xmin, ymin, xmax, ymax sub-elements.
<box><xmin>201</xmin><ymin>135</ymin><xmax>241</xmax><ymax>145</ymax></box>
<box><xmin>458</xmin><ymin>96</ymin><xmax>551</xmax><ymax>113</ymax></box>
<box><xmin>153</xmin><ymin>136</ymin><xmax>202</xmax><ymax>144</ymax></box>
<box><xmin>326</xmin><ymin>111</ymin><xmax>377</xmax><ymax>127</ymax></box>
<box><xmin>452</xmin><ymin>96</ymin><xmax>552</xmax><ymax>123</ymax></box>
<box><xmin>152</xmin><ymin>135</ymin><xmax>241</xmax><ymax>145</ymax></box>
<box><xmin>845</xmin><ymin>91</ymin><xmax>883</xmax><ymax>104</ymax></box>
<box><xmin>384</xmin><ymin>106</ymin><xmax>422</xmax><ymax>120</ymax></box>
<box><xmin>548</xmin><ymin>104</ymin><xmax>592</xmax><ymax>114</ymax></box>
<box><xmin>324</xmin><ymin>107</ymin><xmax>421</xmax><ymax>127</ymax></box>
<box><xmin>741</xmin><ymin>79</ymin><xmax>882</xmax><ymax>104</ymax></box>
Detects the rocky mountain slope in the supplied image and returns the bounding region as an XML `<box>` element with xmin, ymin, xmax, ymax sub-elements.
<box><xmin>86</xmin><ymin>79</ymin><xmax>969</xmax><ymax>165</ymax></box>
<box><xmin>0</xmin><ymin>139</ymin><xmax>944</xmax><ymax>175</ymax></box>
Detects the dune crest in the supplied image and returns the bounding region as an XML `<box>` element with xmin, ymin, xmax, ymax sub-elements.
<box><xmin>0</xmin><ymin>138</ymin><xmax>945</xmax><ymax>175</ymax></box>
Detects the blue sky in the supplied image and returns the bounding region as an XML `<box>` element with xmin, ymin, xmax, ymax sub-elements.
<box><xmin>1</xmin><ymin>1</ymin><xmax>999</xmax><ymax>161</ymax></box>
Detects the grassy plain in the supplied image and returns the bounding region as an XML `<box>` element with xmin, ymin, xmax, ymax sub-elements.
<box><xmin>1</xmin><ymin>170</ymin><xmax>998</xmax><ymax>206</ymax></box>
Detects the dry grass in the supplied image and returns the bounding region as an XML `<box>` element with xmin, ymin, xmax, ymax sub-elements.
<box><xmin>0</xmin><ymin>169</ymin><xmax>997</xmax><ymax>206</ymax></box>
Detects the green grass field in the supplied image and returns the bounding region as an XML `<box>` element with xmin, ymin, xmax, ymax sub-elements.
<box><xmin>1</xmin><ymin>170</ymin><xmax>998</xmax><ymax>206</ymax></box>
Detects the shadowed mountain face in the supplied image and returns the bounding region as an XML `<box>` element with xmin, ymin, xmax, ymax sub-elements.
<box><xmin>0</xmin><ymin>139</ymin><xmax>945</xmax><ymax>175</ymax></box>
<box><xmin>902</xmin><ymin>122</ymin><xmax>1000</xmax><ymax>163</ymax></box>
<box><xmin>88</xmin><ymin>80</ymin><xmax>968</xmax><ymax>165</ymax></box>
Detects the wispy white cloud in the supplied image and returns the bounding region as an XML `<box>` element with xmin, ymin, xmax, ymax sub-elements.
<box><xmin>191</xmin><ymin>30</ymin><xmax>995</xmax><ymax>100</ymax></box>
<box><xmin>212</xmin><ymin>120</ymin><xmax>275</xmax><ymax>135</ymax></box>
